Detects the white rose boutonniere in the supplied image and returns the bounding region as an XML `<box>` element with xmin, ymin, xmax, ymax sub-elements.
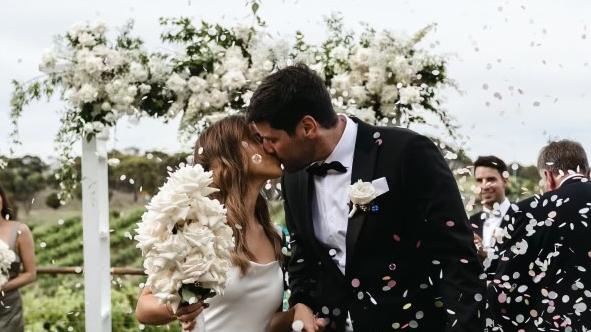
<box><xmin>348</xmin><ymin>177</ymin><xmax>389</xmax><ymax>217</ymax></box>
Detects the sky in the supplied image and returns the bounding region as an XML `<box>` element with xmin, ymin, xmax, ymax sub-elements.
<box><xmin>1</xmin><ymin>0</ymin><xmax>590</xmax><ymax>165</ymax></box>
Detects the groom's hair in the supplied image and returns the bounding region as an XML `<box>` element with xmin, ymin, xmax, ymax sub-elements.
<box><xmin>247</xmin><ymin>63</ymin><xmax>338</xmax><ymax>135</ymax></box>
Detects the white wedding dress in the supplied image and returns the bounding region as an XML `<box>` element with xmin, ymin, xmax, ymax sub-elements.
<box><xmin>194</xmin><ymin>260</ymin><xmax>284</xmax><ymax>332</ymax></box>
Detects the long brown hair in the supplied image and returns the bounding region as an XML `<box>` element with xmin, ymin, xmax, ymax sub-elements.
<box><xmin>0</xmin><ymin>184</ymin><xmax>16</xmax><ymax>221</ymax></box>
<box><xmin>194</xmin><ymin>115</ymin><xmax>282</xmax><ymax>275</ymax></box>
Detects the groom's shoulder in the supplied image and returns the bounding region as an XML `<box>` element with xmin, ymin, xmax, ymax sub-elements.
<box><xmin>376</xmin><ymin>125</ymin><xmax>421</xmax><ymax>140</ymax></box>
<box><xmin>362</xmin><ymin>121</ymin><xmax>428</xmax><ymax>149</ymax></box>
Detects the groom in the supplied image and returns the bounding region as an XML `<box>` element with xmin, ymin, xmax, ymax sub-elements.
<box><xmin>247</xmin><ymin>64</ymin><xmax>485</xmax><ymax>331</ymax></box>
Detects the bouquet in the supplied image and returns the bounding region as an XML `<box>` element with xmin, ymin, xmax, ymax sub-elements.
<box><xmin>135</xmin><ymin>163</ymin><xmax>234</xmax><ymax>330</ymax></box>
<box><xmin>0</xmin><ymin>240</ymin><xmax>16</xmax><ymax>288</ymax></box>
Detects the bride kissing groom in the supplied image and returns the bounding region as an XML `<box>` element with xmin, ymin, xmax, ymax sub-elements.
<box><xmin>136</xmin><ymin>64</ymin><xmax>485</xmax><ymax>332</ymax></box>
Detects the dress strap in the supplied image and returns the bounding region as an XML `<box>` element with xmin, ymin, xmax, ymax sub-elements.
<box><xmin>9</xmin><ymin>222</ymin><xmax>20</xmax><ymax>251</ymax></box>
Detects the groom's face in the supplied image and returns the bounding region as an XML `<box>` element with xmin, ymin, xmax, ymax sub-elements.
<box><xmin>250</xmin><ymin>121</ymin><xmax>314</xmax><ymax>173</ymax></box>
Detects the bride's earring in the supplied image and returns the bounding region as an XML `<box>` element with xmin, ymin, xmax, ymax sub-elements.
<box><xmin>251</xmin><ymin>154</ymin><xmax>262</xmax><ymax>164</ymax></box>
<box><xmin>241</xmin><ymin>140</ymin><xmax>262</xmax><ymax>164</ymax></box>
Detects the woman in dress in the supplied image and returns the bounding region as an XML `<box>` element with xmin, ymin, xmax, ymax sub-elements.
<box><xmin>135</xmin><ymin>115</ymin><xmax>322</xmax><ymax>331</ymax></box>
<box><xmin>0</xmin><ymin>184</ymin><xmax>37</xmax><ymax>331</ymax></box>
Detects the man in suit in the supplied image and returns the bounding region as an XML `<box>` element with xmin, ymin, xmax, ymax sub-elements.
<box><xmin>468</xmin><ymin>156</ymin><xmax>514</xmax><ymax>270</ymax></box>
<box><xmin>487</xmin><ymin>140</ymin><xmax>591</xmax><ymax>331</ymax></box>
<box><xmin>247</xmin><ymin>64</ymin><xmax>485</xmax><ymax>332</ymax></box>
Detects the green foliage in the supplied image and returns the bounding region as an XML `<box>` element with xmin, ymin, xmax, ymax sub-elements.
<box><xmin>505</xmin><ymin>164</ymin><xmax>541</xmax><ymax>201</ymax></box>
<box><xmin>31</xmin><ymin>209</ymin><xmax>143</xmax><ymax>267</ymax></box>
<box><xmin>0</xmin><ymin>155</ymin><xmax>48</xmax><ymax>214</ymax></box>
<box><xmin>22</xmin><ymin>277</ymin><xmax>181</xmax><ymax>332</ymax></box>
<box><xmin>23</xmin><ymin>208</ymin><xmax>182</xmax><ymax>331</ymax></box>
<box><xmin>109</xmin><ymin>156</ymin><xmax>164</xmax><ymax>201</ymax></box>
<box><xmin>45</xmin><ymin>192</ymin><xmax>62</xmax><ymax>210</ymax></box>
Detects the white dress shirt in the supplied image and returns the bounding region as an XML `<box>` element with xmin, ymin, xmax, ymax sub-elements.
<box><xmin>481</xmin><ymin>198</ymin><xmax>510</xmax><ymax>248</ymax></box>
<box><xmin>311</xmin><ymin>115</ymin><xmax>358</xmax><ymax>275</ymax></box>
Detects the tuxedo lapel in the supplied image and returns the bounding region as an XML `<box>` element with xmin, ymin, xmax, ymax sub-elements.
<box><xmin>297</xmin><ymin>170</ymin><xmax>316</xmax><ymax>245</ymax></box>
<box><xmin>297</xmin><ymin>170</ymin><xmax>344</xmax><ymax>278</ymax></box>
<box><xmin>346</xmin><ymin>119</ymin><xmax>380</xmax><ymax>274</ymax></box>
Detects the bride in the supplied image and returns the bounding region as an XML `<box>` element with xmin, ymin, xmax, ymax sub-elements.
<box><xmin>135</xmin><ymin>115</ymin><xmax>324</xmax><ymax>332</ymax></box>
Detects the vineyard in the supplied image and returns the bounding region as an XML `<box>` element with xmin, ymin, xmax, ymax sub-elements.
<box><xmin>21</xmin><ymin>208</ymin><xmax>181</xmax><ymax>332</ymax></box>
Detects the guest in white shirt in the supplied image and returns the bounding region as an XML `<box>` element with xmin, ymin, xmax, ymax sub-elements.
<box><xmin>468</xmin><ymin>155</ymin><xmax>511</xmax><ymax>263</ymax></box>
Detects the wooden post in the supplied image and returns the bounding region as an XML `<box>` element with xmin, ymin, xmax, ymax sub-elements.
<box><xmin>81</xmin><ymin>129</ymin><xmax>112</xmax><ymax>332</ymax></box>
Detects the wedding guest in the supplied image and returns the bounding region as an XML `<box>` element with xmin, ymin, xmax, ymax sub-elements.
<box><xmin>468</xmin><ymin>156</ymin><xmax>513</xmax><ymax>266</ymax></box>
<box><xmin>487</xmin><ymin>139</ymin><xmax>591</xmax><ymax>331</ymax></box>
<box><xmin>0</xmin><ymin>184</ymin><xmax>37</xmax><ymax>331</ymax></box>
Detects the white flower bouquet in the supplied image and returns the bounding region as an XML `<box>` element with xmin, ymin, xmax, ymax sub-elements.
<box><xmin>0</xmin><ymin>239</ymin><xmax>16</xmax><ymax>288</ymax></box>
<box><xmin>135</xmin><ymin>163</ymin><xmax>234</xmax><ymax>317</ymax></box>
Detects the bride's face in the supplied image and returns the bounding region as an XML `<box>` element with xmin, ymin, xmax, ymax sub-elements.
<box><xmin>243</xmin><ymin>138</ymin><xmax>283</xmax><ymax>180</ymax></box>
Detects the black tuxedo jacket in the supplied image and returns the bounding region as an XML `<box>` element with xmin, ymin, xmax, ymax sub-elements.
<box><xmin>282</xmin><ymin>119</ymin><xmax>485</xmax><ymax>331</ymax></box>
<box><xmin>469</xmin><ymin>211</ymin><xmax>487</xmax><ymax>238</ymax></box>
<box><xmin>469</xmin><ymin>204</ymin><xmax>517</xmax><ymax>274</ymax></box>
<box><xmin>487</xmin><ymin>176</ymin><xmax>591</xmax><ymax>331</ymax></box>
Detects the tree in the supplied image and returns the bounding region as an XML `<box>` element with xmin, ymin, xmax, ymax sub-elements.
<box><xmin>45</xmin><ymin>192</ymin><xmax>61</xmax><ymax>209</ymax></box>
<box><xmin>110</xmin><ymin>155</ymin><xmax>165</xmax><ymax>202</ymax></box>
<box><xmin>0</xmin><ymin>155</ymin><xmax>48</xmax><ymax>214</ymax></box>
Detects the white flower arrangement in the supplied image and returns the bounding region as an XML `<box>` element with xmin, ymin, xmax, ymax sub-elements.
<box><xmin>0</xmin><ymin>240</ymin><xmax>16</xmax><ymax>288</ymax></box>
<box><xmin>294</xmin><ymin>15</ymin><xmax>453</xmax><ymax>130</ymax></box>
<box><xmin>10</xmin><ymin>11</ymin><xmax>454</xmax><ymax>203</ymax></box>
<box><xmin>10</xmin><ymin>20</ymin><xmax>176</xmax><ymax>202</ymax></box>
<box><xmin>135</xmin><ymin>163</ymin><xmax>234</xmax><ymax>312</ymax></box>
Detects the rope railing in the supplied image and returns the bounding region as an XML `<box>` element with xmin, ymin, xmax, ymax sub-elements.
<box><xmin>36</xmin><ymin>266</ymin><xmax>145</xmax><ymax>276</ymax></box>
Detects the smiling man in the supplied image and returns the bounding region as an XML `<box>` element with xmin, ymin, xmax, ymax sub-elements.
<box><xmin>469</xmin><ymin>156</ymin><xmax>511</xmax><ymax>256</ymax></box>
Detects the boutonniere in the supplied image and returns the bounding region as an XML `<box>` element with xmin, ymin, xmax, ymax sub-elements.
<box><xmin>348</xmin><ymin>177</ymin><xmax>389</xmax><ymax>217</ymax></box>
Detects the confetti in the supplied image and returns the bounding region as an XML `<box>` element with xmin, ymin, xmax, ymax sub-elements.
<box><xmin>291</xmin><ymin>320</ymin><xmax>304</xmax><ymax>332</ymax></box>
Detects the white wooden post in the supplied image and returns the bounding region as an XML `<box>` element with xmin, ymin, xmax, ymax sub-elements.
<box><xmin>81</xmin><ymin>129</ymin><xmax>112</xmax><ymax>332</ymax></box>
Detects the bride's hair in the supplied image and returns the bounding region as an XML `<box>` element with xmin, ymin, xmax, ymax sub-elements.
<box><xmin>194</xmin><ymin>115</ymin><xmax>282</xmax><ymax>275</ymax></box>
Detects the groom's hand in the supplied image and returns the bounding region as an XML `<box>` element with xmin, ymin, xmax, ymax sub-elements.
<box><xmin>293</xmin><ymin>303</ymin><xmax>325</xmax><ymax>332</ymax></box>
<box><xmin>181</xmin><ymin>320</ymin><xmax>196</xmax><ymax>331</ymax></box>
<box><xmin>176</xmin><ymin>301</ymin><xmax>207</xmax><ymax>330</ymax></box>
<box><xmin>473</xmin><ymin>234</ymin><xmax>487</xmax><ymax>261</ymax></box>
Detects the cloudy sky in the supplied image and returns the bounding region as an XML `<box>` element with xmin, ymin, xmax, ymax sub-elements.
<box><xmin>1</xmin><ymin>0</ymin><xmax>590</xmax><ymax>165</ymax></box>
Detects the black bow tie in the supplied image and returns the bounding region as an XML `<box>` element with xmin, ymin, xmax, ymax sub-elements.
<box><xmin>306</xmin><ymin>161</ymin><xmax>347</xmax><ymax>177</ymax></box>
